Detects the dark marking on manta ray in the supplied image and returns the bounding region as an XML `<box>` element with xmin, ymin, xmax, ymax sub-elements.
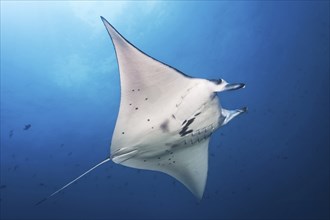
<box><xmin>135</xmin><ymin>107</ymin><xmax>139</xmax><ymax>110</ymax></box>
<box><xmin>172</xmin><ymin>114</ymin><xmax>176</xmax><ymax>119</ymax></box>
<box><xmin>145</xmin><ymin>98</ymin><xmax>148</xmax><ymax>100</ymax></box>
<box><xmin>160</xmin><ymin>120</ymin><xmax>169</xmax><ymax>132</ymax></box>
<box><xmin>180</xmin><ymin>129</ymin><xmax>193</xmax><ymax>136</ymax></box>
<box><xmin>194</xmin><ymin>112</ymin><xmax>201</xmax><ymax>116</ymax></box>
<box><xmin>180</xmin><ymin>117</ymin><xmax>195</xmax><ymax>136</ymax></box>
<box><xmin>185</xmin><ymin>118</ymin><xmax>195</xmax><ymax>128</ymax></box>
<box><xmin>182</xmin><ymin>120</ymin><xmax>187</xmax><ymax>125</ymax></box>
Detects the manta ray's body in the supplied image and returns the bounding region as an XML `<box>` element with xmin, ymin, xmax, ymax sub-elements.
<box><xmin>102</xmin><ymin>17</ymin><xmax>246</xmax><ymax>198</ymax></box>
<box><xmin>37</xmin><ymin>17</ymin><xmax>246</xmax><ymax>204</ymax></box>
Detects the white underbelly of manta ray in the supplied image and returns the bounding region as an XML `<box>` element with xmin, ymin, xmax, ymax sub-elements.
<box><xmin>37</xmin><ymin>17</ymin><xmax>246</xmax><ymax>205</ymax></box>
<box><xmin>103</xmin><ymin>15</ymin><xmax>247</xmax><ymax>198</ymax></box>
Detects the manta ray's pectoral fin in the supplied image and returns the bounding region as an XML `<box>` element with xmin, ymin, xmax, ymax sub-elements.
<box><xmin>220</xmin><ymin>107</ymin><xmax>247</xmax><ymax>126</ymax></box>
<box><xmin>212</xmin><ymin>78</ymin><xmax>245</xmax><ymax>92</ymax></box>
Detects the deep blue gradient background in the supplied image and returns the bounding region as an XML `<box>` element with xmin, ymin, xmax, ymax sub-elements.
<box><xmin>1</xmin><ymin>1</ymin><xmax>329</xmax><ymax>219</ymax></box>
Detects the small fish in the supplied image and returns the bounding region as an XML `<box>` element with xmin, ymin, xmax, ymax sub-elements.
<box><xmin>14</xmin><ymin>165</ymin><xmax>19</xmax><ymax>171</ymax></box>
<box><xmin>9</xmin><ymin>130</ymin><xmax>14</xmax><ymax>138</ymax></box>
<box><xmin>23</xmin><ymin>124</ymin><xmax>31</xmax><ymax>130</ymax></box>
<box><xmin>0</xmin><ymin>185</ymin><xmax>7</xmax><ymax>189</ymax></box>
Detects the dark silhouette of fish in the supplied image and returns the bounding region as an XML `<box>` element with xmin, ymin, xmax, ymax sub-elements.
<box><xmin>23</xmin><ymin>124</ymin><xmax>31</xmax><ymax>130</ymax></box>
<box><xmin>9</xmin><ymin>130</ymin><xmax>14</xmax><ymax>138</ymax></box>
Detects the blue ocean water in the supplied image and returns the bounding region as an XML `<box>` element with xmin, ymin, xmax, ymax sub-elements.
<box><xmin>1</xmin><ymin>1</ymin><xmax>329</xmax><ymax>219</ymax></box>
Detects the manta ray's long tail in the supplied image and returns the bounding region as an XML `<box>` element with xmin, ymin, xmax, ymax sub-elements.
<box><xmin>35</xmin><ymin>157</ymin><xmax>111</xmax><ymax>206</ymax></box>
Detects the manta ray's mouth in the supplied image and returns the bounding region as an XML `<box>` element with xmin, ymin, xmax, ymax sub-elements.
<box><xmin>112</xmin><ymin>148</ymin><xmax>138</xmax><ymax>164</ymax></box>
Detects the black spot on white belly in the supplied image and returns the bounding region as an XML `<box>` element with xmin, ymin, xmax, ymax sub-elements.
<box><xmin>160</xmin><ymin>120</ymin><xmax>169</xmax><ymax>132</ymax></box>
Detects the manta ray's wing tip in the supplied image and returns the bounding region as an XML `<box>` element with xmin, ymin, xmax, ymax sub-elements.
<box><xmin>100</xmin><ymin>16</ymin><xmax>107</xmax><ymax>22</ymax></box>
<box><xmin>100</xmin><ymin>16</ymin><xmax>111</xmax><ymax>25</ymax></box>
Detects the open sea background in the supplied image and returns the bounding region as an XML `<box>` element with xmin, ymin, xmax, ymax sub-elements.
<box><xmin>1</xmin><ymin>1</ymin><xmax>329</xmax><ymax>219</ymax></box>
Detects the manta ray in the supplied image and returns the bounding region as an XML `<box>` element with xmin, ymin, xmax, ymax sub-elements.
<box><xmin>37</xmin><ymin>17</ymin><xmax>246</xmax><ymax>205</ymax></box>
